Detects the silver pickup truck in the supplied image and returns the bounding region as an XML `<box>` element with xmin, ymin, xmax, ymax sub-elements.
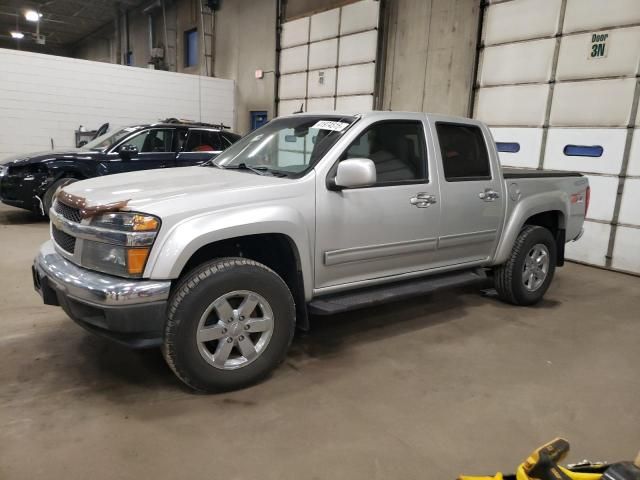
<box><xmin>33</xmin><ymin>112</ymin><xmax>589</xmax><ymax>392</ymax></box>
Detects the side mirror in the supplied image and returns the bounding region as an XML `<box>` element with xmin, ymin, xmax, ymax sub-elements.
<box><xmin>119</xmin><ymin>144</ymin><xmax>138</xmax><ymax>160</ymax></box>
<box><xmin>332</xmin><ymin>158</ymin><xmax>376</xmax><ymax>189</ymax></box>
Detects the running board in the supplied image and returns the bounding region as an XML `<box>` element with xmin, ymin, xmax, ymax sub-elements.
<box><xmin>308</xmin><ymin>269</ymin><xmax>486</xmax><ymax>315</ymax></box>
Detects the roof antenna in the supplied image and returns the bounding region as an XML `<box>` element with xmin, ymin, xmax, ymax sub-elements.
<box><xmin>293</xmin><ymin>102</ymin><xmax>304</xmax><ymax>114</ymax></box>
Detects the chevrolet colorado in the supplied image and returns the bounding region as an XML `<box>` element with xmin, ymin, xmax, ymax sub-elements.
<box><xmin>33</xmin><ymin>112</ymin><xmax>589</xmax><ymax>392</ymax></box>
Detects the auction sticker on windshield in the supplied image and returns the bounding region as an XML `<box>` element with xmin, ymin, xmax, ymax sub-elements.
<box><xmin>311</xmin><ymin>120</ymin><xmax>349</xmax><ymax>132</ymax></box>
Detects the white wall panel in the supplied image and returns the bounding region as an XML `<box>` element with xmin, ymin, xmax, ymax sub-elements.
<box><xmin>475</xmin><ymin>84</ymin><xmax>550</xmax><ymax>126</ymax></box>
<box><xmin>483</xmin><ymin>0</ymin><xmax>562</xmax><ymax>46</ymax></box>
<box><xmin>549</xmin><ymin>78</ymin><xmax>636</xmax><ymax>127</ymax></box>
<box><xmin>611</xmin><ymin>226</ymin><xmax>640</xmax><ymax>274</ymax></box>
<box><xmin>336</xmin><ymin>94</ymin><xmax>374</xmax><ymax>111</ymax></box>
<box><xmin>336</xmin><ymin>63</ymin><xmax>376</xmax><ymax>96</ymax></box>
<box><xmin>278</xmin><ymin>99</ymin><xmax>306</xmax><ymax>116</ymax></box>
<box><xmin>309</xmin><ymin>38</ymin><xmax>338</xmax><ymax>70</ymax></box>
<box><xmin>306</xmin><ymin>97</ymin><xmax>335</xmax><ymax>112</ymax></box>
<box><xmin>339</xmin><ymin>30</ymin><xmax>377</xmax><ymax>66</ymax></box>
<box><xmin>278</xmin><ymin>72</ymin><xmax>307</xmax><ymax>100</ymax></box>
<box><xmin>627</xmin><ymin>129</ymin><xmax>640</xmax><ymax>177</ymax></box>
<box><xmin>479</xmin><ymin>39</ymin><xmax>555</xmax><ymax>86</ymax></box>
<box><xmin>490</xmin><ymin>127</ymin><xmax>543</xmax><ymax>168</ymax></box>
<box><xmin>281</xmin><ymin>17</ymin><xmax>309</xmax><ymax>48</ymax></box>
<box><xmin>340</xmin><ymin>0</ymin><xmax>379</xmax><ymax>35</ymax></box>
<box><xmin>563</xmin><ymin>0</ymin><xmax>640</xmax><ymax>33</ymax></box>
<box><xmin>618</xmin><ymin>178</ymin><xmax>640</xmax><ymax>226</ymax></box>
<box><xmin>0</xmin><ymin>49</ymin><xmax>234</xmax><ymax>159</ymax></box>
<box><xmin>565</xmin><ymin>220</ymin><xmax>610</xmax><ymax>266</ymax></box>
<box><xmin>543</xmin><ymin>128</ymin><xmax>626</xmax><ymax>174</ymax></box>
<box><xmin>307</xmin><ymin>68</ymin><xmax>337</xmax><ymax>98</ymax></box>
<box><xmin>279</xmin><ymin>45</ymin><xmax>309</xmax><ymax>74</ymax></box>
<box><xmin>310</xmin><ymin>8</ymin><xmax>340</xmax><ymax>42</ymax></box>
<box><xmin>583</xmin><ymin>175</ymin><xmax>619</xmax><ymax>222</ymax></box>
<box><xmin>556</xmin><ymin>27</ymin><xmax>640</xmax><ymax>80</ymax></box>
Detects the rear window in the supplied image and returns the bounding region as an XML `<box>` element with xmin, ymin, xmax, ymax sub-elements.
<box><xmin>436</xmin><ymin>123</ymin><xmax>491</xmax><ymax>182</ymax></box>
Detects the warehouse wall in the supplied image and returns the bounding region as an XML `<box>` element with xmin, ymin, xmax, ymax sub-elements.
<box><xmin>381</xmin><ymin>0</ymin><xmax>480</xmax><ymax>116</ymax></box>
<box><xmin>0</xmin><ymin>48</ymin><xmax>235</xmax><ymax>159</ymax></box>
<box><xmin>474</xmin><ymin>0</ymin><xmax>640</xmax><ymax>275</ymax></box>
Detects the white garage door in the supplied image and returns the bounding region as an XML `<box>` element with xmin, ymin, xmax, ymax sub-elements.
<box><xmin>278</xmin><ymin>0</ymin><xmax>380</xmax><ymax>115</ymax></box>
<box><xmin>474</xmin><ymin>0</ymin><xmax>640</xmax><ymax>275</ymax></box>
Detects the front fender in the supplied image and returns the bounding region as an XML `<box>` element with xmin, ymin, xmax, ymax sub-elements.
<box><xmin>145</xmin><ymin>205</ymin><xmax>314</xmax><ymax>297</ymax></box>
<box><xmin>492</xmin><ymin>191</ymin><xmax>569</xmax><ymax>265</ymax></box>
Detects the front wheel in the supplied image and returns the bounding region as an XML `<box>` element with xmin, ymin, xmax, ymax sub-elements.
<box><xmin>163</xmin><ymin>258</ymin><xmax>295</xmax><ymax>392</ymax></box>
<box><xmin>43</xmin><ymin>178</ymin><xmax>77</xmax><ymax>217</ymax></box>
<box><xmin>494</xmin><ymin>225</ymin><xmax>557</xmax><ymax>306</ymax></box>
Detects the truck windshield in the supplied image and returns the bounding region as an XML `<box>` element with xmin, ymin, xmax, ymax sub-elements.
<box><xmin>80</xmin><ymin>126</ymin><xmax>142</xmax><ymax>152</ymax></box>
<box><xmin>212</xmin><ymin>115</ymin><xmax>357</xmax><ymax>177</ymax></box>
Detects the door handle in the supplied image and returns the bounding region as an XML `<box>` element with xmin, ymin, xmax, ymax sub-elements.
<box><xmin>410</xmin><ymin>193</ymin><xmax>437</xmax><ymax>208</ymax></box>
<box><xmin>479</xmin><ymin>188</ymin><xmax>500</xmax><ymax>201</ymax></box>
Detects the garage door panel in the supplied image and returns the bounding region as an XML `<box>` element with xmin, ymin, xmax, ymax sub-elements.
<box><xmin>565</xmin><ymin>220</ymin><xmax>610</xmax><ymax>266</ymax></box>
<box><xmin>543</xmin><ymin>128</ymin><xmax>626</xmax><ymax>174</ymax></box>
<box><xmin>583</xmin><ymin>175</ymin><xmax>619</xmax><ymax>222</ymax></box>
<box><xmin>307</xmin><ymin>97</ymin><xmax>335</xmax><ymax>112</ymax></box>
<box><xmin>475</xmin><ymin>84</ymin><xmax>550</xmax><ymax>126</ymax></box>
<box><xmin>309</xmin><ymin>38</ymin><xmax>338</xmax><ymax>70</ymax></box>
<box><xmin>278</xmin><ymin>99</ymin><xmax>306</xmax><ymax>115</ymax></box>
<box><xmin>336</xmin><ymin>63</ymin><xmax>375</xmax><ymax>96</ymax></box>
<box><xmin>627</xmin><ymin>129</ymin><xmax>640</xmax><ymax>177</ymax></box>
<box><xmin>556</xmin><ymin>27</ymin><xmax>640</xmax><ymax>80</ymax></box>
<box><xmin>340</xmin><ymin>0</ymin><xmax>379</xmax><ymax>35</ymax></box>
<box><xmin>611</xmin><ymin>226</ymin><xmax>640</xmax><ymax>274</ymax></box>
<box><xmin>483</xmin><ymin>0</ymin><xmax>562</xmax><ymax>46</ymax></box>
<box><xmin>335</xmin><ymin>94</ymin><xmax>373</xmax><ymax>111</ymax></box>
<box><xmin>490</xmin><ymin>127</ymin><xmax>542</xmax><ymax>168</ymax></box>
<box><xmin>618</xmin><ymin>178</ymin><xmax>640</xmax><ymax>226</ymax></box>
<box><xmin>281</xmin><ymin>17</ymin><xmax>309</xmax><ymax>48</ymax></box>
<box><xmin>549</xmin><ymin>78</ymin><xmax>636</xmax><ymax>127</ymax></box>
<box><xmin>339</xmin><ymin>30</ymin><xmax>377</xmax><ymax>66</ymax></box>
<box><xmin>307</xmin><ymin>68</ymin><xmax>336</xmax><ymax>98</ymax></box>
<box><xmin>480</xmin><ymin>39</ymin><xmax>555</xmax><ymax>86</ymax></box>
<box><xmin>280</xmin><ymin>45</ymin><xmax>309</xmax><ymax>74</ymax></box>
<box><xmin>563</xmin><ymin>0</ymin><xmax>640</xmax><ymax>33</ymax></box>
<box><xmin>279</xmin><ymin>72</ymin><xmax>307</xmax><ymax>100</ymax></box>
<box><xmin>310</xmin><ymin>8</ymin><xmax>340</xmax><ymax>42</ymax></box>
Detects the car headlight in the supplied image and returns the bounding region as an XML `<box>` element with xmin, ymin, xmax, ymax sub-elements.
<box><xmin>80</xmin><ymin>212</ymin><xmax>160</xmax><ymax>278</ymax></box>
<box><xmin>0</xmin><ymin>166</ymin><xmax>8</xmax><ymax>177</ymax></box>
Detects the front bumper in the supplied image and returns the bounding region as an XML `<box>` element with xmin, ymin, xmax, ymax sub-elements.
<box><xmin>33</xmin><ymin>241</ymin><xmax>172</xmax><ymax>348</ymax></box>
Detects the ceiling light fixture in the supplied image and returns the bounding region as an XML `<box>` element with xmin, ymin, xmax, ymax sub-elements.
<box><xmin>25</xmin><ymin>10</ymin><xmax>42</xmax><ymax>22</ymax></box>
<box><xmin>10</xmin><ymin>31</ymin><xmax>25</xmax><ymax>39</ymax></box>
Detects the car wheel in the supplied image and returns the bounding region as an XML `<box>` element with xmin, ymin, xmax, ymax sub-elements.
<box><xmin>163</xmin><ymin>257</ymin><xmax>296</xmax><ymax>392</ymax></box>
<box><xmin>494</xmin><ymin>225</ymin><xmax>557</xmax><ymax>306</ymax></box>
<box><xmin>43</xmin><ymin>178</ymin><xmax>77</xmax><ymax>217</ymax></box>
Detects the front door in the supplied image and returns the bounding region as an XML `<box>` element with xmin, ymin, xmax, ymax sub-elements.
<box><xmin>314</xmin><ymin>119</ymin><xmax>442</xmax><ymax>290</ymax></box>
<box><xmin>431</xmin><ymin>120</ymin><xmax>504</xmax><ymax>264</ymax></box>
<box><xmin>107</xmin><ymin>128</ymin><xmax>175</xmax><ymax>173</ymax></box>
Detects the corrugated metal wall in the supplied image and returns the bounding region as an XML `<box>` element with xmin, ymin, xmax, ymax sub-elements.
<box><xmin>277</xmin><ymin>0</ymin><xmax>380</xmax><ymax>115</ymax></box>
<box><xmin>474</xmin><ymin>0</ymin><xmax>640</xmax><ymax>275</ymax></box>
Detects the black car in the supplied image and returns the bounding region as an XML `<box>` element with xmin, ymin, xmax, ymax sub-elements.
<box><xmin>0</xmin><ymin>120</ymin><xmax>241</xmax><ymax>216</ymax></box>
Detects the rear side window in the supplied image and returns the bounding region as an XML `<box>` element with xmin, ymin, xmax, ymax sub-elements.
<box><xmin>184</xmin><ymin>130</ymin><xmax>223</xmax><ymax>152</ymax></box>
<box><xmin>436</xmin><ymin>123</ymin><xmax>491</xmax><ymax>182</ymax></box>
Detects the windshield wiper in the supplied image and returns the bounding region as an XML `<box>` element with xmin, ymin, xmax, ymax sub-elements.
<box><xmin>220</xmin><ymin>163</ymin><xmax>270</xmax><ymax>175</ymax></box>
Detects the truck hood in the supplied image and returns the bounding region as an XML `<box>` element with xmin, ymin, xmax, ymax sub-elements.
<box><xmin>61</xmin><ymin>166</ymin><xmax>298</xmax><ymax>216</ymax></box>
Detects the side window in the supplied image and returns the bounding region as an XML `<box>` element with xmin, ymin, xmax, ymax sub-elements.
<box><xmin>436</xmin><ymin>123</ymin><xmax>491</xmax><ymax>182</ymax></box>
<box><xmin>184</xmin><ymin>130</ymin><xmax>223</xmax><ymax>152</ymax></box>
<box><xmin>123</xmin><ymin>129</ymin><xmax>174</xmax><ymax>153</ymax></box>
<box><xmin>221</xmin><ymin>132</ymin><xmax>241</xmax><ymax>148</ymax></box>
<box><xmin>343</xmin><ymin>121</ymin><xmax>427</xmax><ymax>184</ymax></box>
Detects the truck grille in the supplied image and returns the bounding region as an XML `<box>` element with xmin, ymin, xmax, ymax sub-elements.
<box><xmin>52</xmin><ymin>225</ymin><xmax>76</xmax><ymax>254</ymax></box>
<box><xmin>54</xmin><ymin>200</ymin><xmax>83</xmax><ymax>223</ymax></box>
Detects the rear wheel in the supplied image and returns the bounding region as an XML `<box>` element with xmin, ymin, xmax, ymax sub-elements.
<box><xmin>43</xmin><ymin>178</ymin><xmax>77</xmax><ymax>217</ymax></box>
<box><xmin>163</xmin><ymin>257</ymin><xmax>295</xmax><ymax>392</ymax></box>
<box><xmin>494</xmin><ymin>225</ymin><xmax>557</xmax><ymax>306</ymax></box>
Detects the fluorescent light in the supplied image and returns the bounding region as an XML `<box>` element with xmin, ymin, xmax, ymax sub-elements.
<box><xmin>25</xmin><ymin>10</ymin><xmax>42</xmax><ymax>22</ymax></box>
<box><xmin>10</xmin><ymin>31</ymin><xmax>24</xmax><ymax>39</ymax></box>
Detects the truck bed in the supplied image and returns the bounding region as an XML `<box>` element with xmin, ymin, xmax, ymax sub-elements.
<box><xmin>502</xmin><ymin>167</ymin><xmax>583</xmax><ymax>179</ymax></box>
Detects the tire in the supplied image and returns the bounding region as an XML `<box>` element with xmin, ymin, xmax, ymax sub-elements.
<box><xmin>163</xmin><ymin>257</ymin><xmax>296</xmax><ymax>392</ymax></box>
<box><xmin>494</xmin><ymin>225</ymin><xmax>557</xmax><ymax>306</ymax></box>
<box><xmin>43</xmin><ymin>178</ymin><xmax>77</xmax><ymax>217</ymax></box>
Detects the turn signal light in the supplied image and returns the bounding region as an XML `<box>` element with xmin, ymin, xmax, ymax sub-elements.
<box><xmin>132</xmin><ymin>214</ymin><xmax>159</xmax><ymax>231</ymax></box>
<box><xmin>127</xmin><ymin>247</ymin><xmax>151</xmax><ymax>275</ymax></box>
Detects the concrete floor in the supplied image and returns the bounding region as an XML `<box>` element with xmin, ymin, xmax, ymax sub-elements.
<box><xmin>0</xmin><ymin>202</ymin><xmax>639</xmax><ymax>479</ymax></box>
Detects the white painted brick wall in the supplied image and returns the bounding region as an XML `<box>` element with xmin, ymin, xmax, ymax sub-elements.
<box><xmin>0</xmin><ymin>48</ymin><xmax>235</xmax><ymax>159</ymax></box>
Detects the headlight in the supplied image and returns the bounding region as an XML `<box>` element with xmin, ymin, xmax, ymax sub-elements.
<box><xmin>80</xmin><ymin>212</ymin><xmax>160</xmax><ymax>278</ymax></box>
<box><xmin>0</xmin><ymin>166</ymin><xmax>8</xmax><ymax>177</ymax></box>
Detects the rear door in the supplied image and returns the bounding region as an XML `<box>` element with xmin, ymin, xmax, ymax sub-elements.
<box><xmin>175</xmin><ymin>129</ymin><xmax>224</xmax><ymax>166</ymax></box>
<box><xmin>431</xmin><ymin>119</ymin><xmax>505</xmax><ymax>264</ymax></box>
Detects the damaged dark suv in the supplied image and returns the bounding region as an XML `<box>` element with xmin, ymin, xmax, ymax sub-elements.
<box><xmin>0</xmin><ymin>121</ymin><xmax>240</xmax><ymax>216</ymax></box>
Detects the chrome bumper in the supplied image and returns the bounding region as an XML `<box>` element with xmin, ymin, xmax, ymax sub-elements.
<box><xmin>34</xmin><ymin>240</ymin><xmax>171</xmax><ymax>307</ymax></box>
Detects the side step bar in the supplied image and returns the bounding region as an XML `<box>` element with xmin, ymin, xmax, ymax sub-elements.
<box><xmin>308</xmin><ymin>269</ymin><xmax>487</xmax><ymax>315</ymax></box>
